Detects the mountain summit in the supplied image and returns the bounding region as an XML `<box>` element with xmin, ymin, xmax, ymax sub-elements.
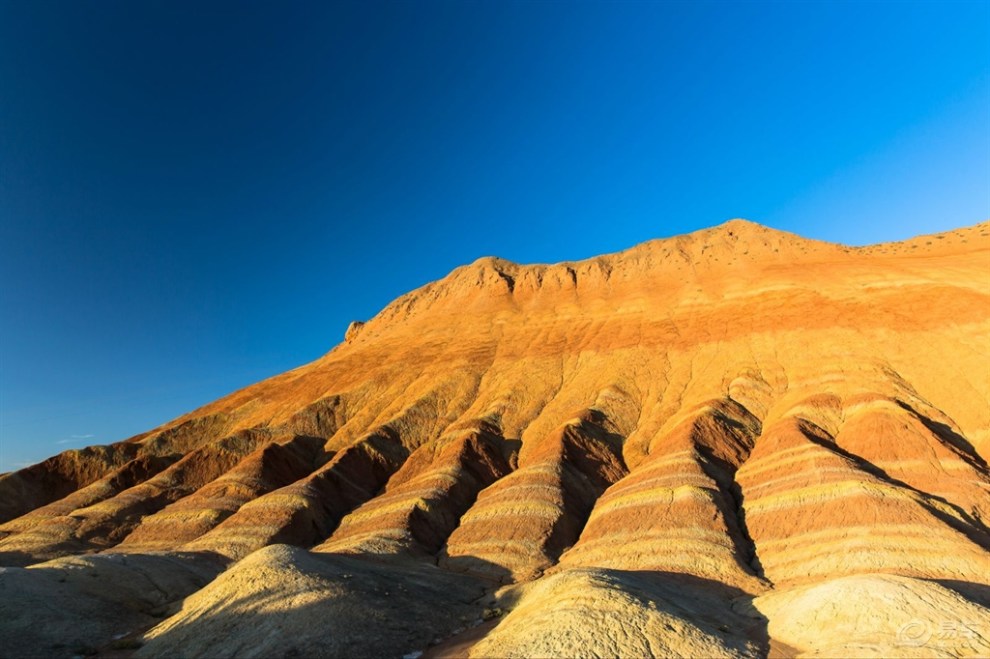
<box><xmin>2</xmin><ymin>220</ymin><xmax>989</xmax><ymax>658</ymax></box>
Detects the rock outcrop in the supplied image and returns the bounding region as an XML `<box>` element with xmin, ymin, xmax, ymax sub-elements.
<box><xmin>1</xmin><ymin>219</ymin><xmax>988</xmax><ymax>657</ymax></box>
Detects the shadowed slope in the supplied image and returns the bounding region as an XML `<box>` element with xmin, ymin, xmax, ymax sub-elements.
<box><xmin>0</xmin><ymin>444</ymin><xmax>143</xmax><ymax>524</ymax></box>
<box><xmin>0</xmin><ymin>430</ymin><xmax>269</xmax><ymax>564</ymax></box>
<box><xmin>314</xmin><ymin>421</ymin><xmax>513</xmax><ymax>558</ymax></box>
<box><xmin>136</xmin><ymin>545</ymin><xmax>487</xmax><ymax>659</ymax></box>
<box><xmin>0</xmin><ymin>551</ymin><xmax>226</xmax><ymax>659</ymax></box>
<box><xmin>116</xmin><ymin>435</ymin><xmax>327</xmax><ymax>552</ymax></box>
<box><xmin>559</xmin><ymin>398</ymin><xmax>766</xmax><ymax>592</ymax></box>
<box><xmin>737</xmin><ymin>413</ymin><xmax>990</xmax><ymax>587</ymax></box>
<box><xmin>440</xmin><ymin>408</ymin><xmax>628</xmax><ymax>581</ymax></box>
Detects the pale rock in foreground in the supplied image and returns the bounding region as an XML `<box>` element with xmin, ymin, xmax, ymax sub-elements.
<box><xmin>137</xmin><ymin>545</ymin><xmax>487</xmax><ymax>659</ymax></box>
<box><xmin>470</xmin><ymin>568</ymin><xmax>766</xmax><ymax>658</ymax></box>
<box><xmin>754</xmin><ymin>574</ymin><xmax>990</xmax><ymax>658</ymax></box>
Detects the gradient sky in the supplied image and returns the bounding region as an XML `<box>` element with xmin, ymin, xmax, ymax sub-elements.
<box><xmin>1</xmin><ymin>1</ymin><xmax>988</xmax><ymax>472</ymax></box>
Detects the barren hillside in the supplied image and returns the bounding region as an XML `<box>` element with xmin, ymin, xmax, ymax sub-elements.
<box><xmin>2</xmin><ymin>219</ymin><xmax>988</xmax><ymax>658</ymax></box>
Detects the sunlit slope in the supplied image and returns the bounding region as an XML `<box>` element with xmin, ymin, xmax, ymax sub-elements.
<box><xmin>0</xmin><ymin>220</ymin><xmax>988</xmax><ymax>658</ymax></box>
<box><xmin>2</xmin><ymin>220</ymin><xmax>988</xmax><ymax>568</ymax></box>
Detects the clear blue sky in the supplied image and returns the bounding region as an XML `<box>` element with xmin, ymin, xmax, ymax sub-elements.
<box><xmin>1</xmin><ymin>1</ymin><xmax>988</xmax><ymax>472</ymax></box>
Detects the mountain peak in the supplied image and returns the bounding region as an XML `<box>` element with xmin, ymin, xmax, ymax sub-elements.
<box><xmin>2</xmin><ymin>219</ymin><xmax>989</xmax><ymax>659</ymax></box>
<box><xmin>714</xmin><ymin>217</ymin><xmax>767</xmax><ymax>231</ymax></box>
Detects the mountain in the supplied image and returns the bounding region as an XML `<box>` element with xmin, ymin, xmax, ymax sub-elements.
<box><xmin>1</xmin><ymin>219</ymin><xmax>988</xmax><ymax>658</ymax></box>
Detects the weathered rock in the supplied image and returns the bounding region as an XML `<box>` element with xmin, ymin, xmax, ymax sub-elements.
<box><xmin>137</xmin><ymin>545</ymin><xmax>486</xmax><ymax>659</ymax></box>
<box><xmin>315</xmin><ymin>422</ymin><xmax>512</xmax><ymax>557</ymax></box>
<box><xmin>754</xmin><ymin>574</ymin><xmax>990</xmax><ymax>657</ymax></box>
<box><xmin>469</xmin><ymin>568</ymin><xmax>766</xmax><ymax>658</ymax></box>
<box><xmin>559</xmin><ymin>398</ymin><xmax>766</xmax><ymax>592</ymax></box>
<box><xmin>116</xmin><ymin>434</ymin><xmax>325</xmax><ymax>552</ymax></box>
<box><xmin>0</xmin><ymin>552</ymin><xmax>225</xmax><ymax>659</ymax></box>
<box><xmin>1</xmin><ymin>220</ymin><xmax>988</xmax><ymax>658</ymax></box>
<box><xmin>441</xmin><ymin>409</ymin><xmax>627</xmax><ymax>581</ymax></box>
<box><xmin>737</xmin><ymin>414</ymin><xmax>990</xmax><ymax>587</ymax></box>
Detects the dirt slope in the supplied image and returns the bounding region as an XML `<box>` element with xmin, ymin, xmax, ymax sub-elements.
<box><xmin>1</xmin><ymin>219</ymin><xmax>988</xmax><ymax>657</ymax></box>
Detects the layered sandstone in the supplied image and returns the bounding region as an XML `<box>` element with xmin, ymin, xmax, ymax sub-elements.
<box><xmin>0</xmin><ymin>219</ymin><xmax>988</xmax><ymax>658</ymax></box>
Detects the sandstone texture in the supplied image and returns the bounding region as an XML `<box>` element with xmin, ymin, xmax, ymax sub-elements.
<box><xmin>137</xmin><ymin>545</ymin><xmax>486</xmax><ymax>659</ymax></box>
<box><xmin>1</xmin><ymin>219</ymin><xmax>988</xmax><ymax>657</ymax></box>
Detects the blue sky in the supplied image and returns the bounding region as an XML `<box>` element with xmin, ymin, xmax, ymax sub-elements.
<box><xmin>1</xmin><ymin>1</ymin><xmax>987</xmax><ymax>472</ymax></box>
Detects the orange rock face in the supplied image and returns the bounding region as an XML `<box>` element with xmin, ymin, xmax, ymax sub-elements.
<box><xmin>1</xmin><ymin>219</ymin><xmax>988</xmax><ymax>658</ymax></box>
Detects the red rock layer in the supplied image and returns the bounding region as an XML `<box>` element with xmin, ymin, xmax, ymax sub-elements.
<box><xmin>0</xmin><ymin>220</ymin><xmax>986</xmax><ymax>593</ymax></box>
<box><xmin>440</xmin><ymin>409</ymin><xmax>627</xmax><ymax>581</ymax></box>
<box><xmin>737</xmin><ymin>413</ymin><xmax>989</xmax><ymax>586</ymax></box>
<box><xmin>0</xmin><ymin>444</ymin><xmax>142</xmax><ymax>524</ymax></box>
<box><xmin>116</xmin><ymin>435</ymin><xmax>326</xmax><ymax>552</ymax></box>
<box><xmin>184</xmin><ymin>429</ymin><xmax>408</xmax><ymax>559</ymax></box>
<box><xmin>0</xmin><ymin>431</ymin><xmax>267</xmax><ymax>563</ymax></box>
<box><xmin>314</xmin><ymin>422</ymin><xmax>513</xmax><ymax>557</ymax></box>
<box><xmin>559</xmin><ymin>398</ymin><xmax>766</xmax><ymax>592</ymax></box>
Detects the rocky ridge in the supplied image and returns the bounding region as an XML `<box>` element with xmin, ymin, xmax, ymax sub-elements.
<box><xmin>1</xmin><ymin>219</ymin><xmax>988</xmax><ymax>657</ymax></box>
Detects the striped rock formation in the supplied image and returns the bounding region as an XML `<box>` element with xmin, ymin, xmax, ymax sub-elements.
<box><xmin>1</xmin><ymin>219</ymin><xmax>988</xmax><ymax>658</ymax></box>
<box><xmin>557</xmin><ymin>398</ymin><xmax>766</xmax><ymax>592</ymax></box>
<box><xmin>440</xmin><ymin>408</ymin><xmax>628</xmax><ymax>581</ymax></box>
